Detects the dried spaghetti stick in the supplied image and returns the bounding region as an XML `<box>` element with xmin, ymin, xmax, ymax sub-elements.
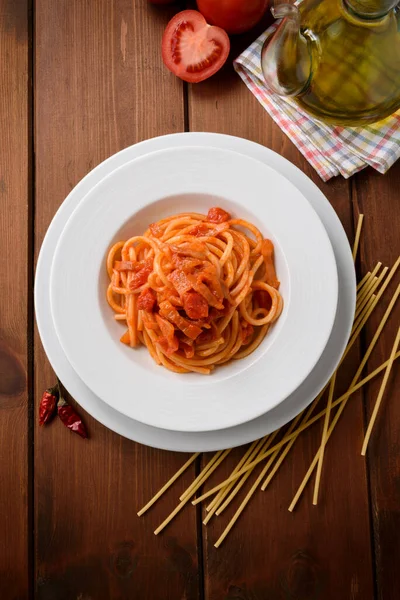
<box><xmin>289</xmin><ymin>280</ymin><xmax>400</xmax><ymax>512</ymax></box>
<box><xmin>194</xmin><ymin>348</ymin><xmax>400</xmax><ymax>504</ymax></box>
<box><xmin>343</xmin><ymin>257</ymin><xmax>400</xmax><ymax>361</ymax></box>
<box><xmin>204</xmin><ymin>439</ymin><xmax>262</xmax><ymax>517</ymax></box>
<box><xmin>180</xmin><ymin>448</ymin><xmax>231</xmax><ymax>502</ymax></box>
<box><xmin>203</xmin><ymin>438</ymin><xmax>264</xmax><ymax>524</ymax></box>
<box><xmin>352</xmin><ymin>295</ymin><xmax>376</xmax><ymax>334</ymax></box>
<box><xmin>261</xmin><ymin>390</ymin><xmax>325</xmax><ymax>491</ymax></box>
<box><xmin>352</xmin><ymin>214</ymin><xmax>364</xmax><ymax>261</ymax></box>
<box><xmin>361</xmin><ymin>326</ymin><xmax>400</xmax><ymax>456</ymax></box>
<box><xmin>215</xmin><ymin>441</ymin><xmax>286</xmax><ymax>548</ymax></box>
<box><xmin>179</xmin><ymin>453</ymin><xmax>220</xmax><ymax>502</ymax></box>
<box><xmin>154</xmin><ymin>448</ymin><xmax>231</xmax><ymax>535</ymax></box>
<box><xmin>312</xmin><ymin>372</ymin><xmax>337</xmax><ymax>505</ymax></box>
<box><xmin>356</xmin><ymin>263</ymin><xmax>381</xmax><ymax>306</ymax></box>
<box><xmin>357</xmin><ymin>271</ymin><xmax>372</xmax><ymax>292</ymax></box>
<box><xmin>193</xmin><ymin>437</ymin><xmax>268</xmax><ymax>509</ymax></box>
<box><xmin>355</xmin><ymin>268</ymin><xmax>387</xmax><ymax>318</ymax></box>
<box><xmin>261</xmin><ymin>431</ymin><xmax>297</xmax><ymax>491</ymax></box>
<box><xmin>137</xmin><ymin>453</ymin><xmax>200</xmax><ymax>516</ymax></box>
<box><xmin>154</xmin><ymin>498</ymin><xmax>190</xmax><ymax>536</ymax></box>
<box><xmin>215</xmin><ymin>431</ymin><xmax>280</xmax><ymax>515</ymax></box>
<box><xmin>356</xmin><ymin>276</ymin><xmax>378</xmax><ymax>310</ymax></box>
<box><xmin>203</xmin><ymin>440</ymin><xmax>268</xmax><ymax>525</ymax></box>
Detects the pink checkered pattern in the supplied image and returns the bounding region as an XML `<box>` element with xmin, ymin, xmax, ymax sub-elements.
<box><xmin>234</xmin><ymin>28</ymin><xmax>400</xmax><ymax>182</ymax></box>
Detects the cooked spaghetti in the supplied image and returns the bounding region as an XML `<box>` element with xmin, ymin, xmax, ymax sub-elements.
<box><xmin>106</xmin><ymin>207</ymin><xmax>283</xmax><ymax>374</ymax></box>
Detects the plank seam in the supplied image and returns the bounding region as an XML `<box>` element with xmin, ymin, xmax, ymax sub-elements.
<box><xmin>351</xmin><ymin>179</ymin><xmax>379</xmax><ymax>600</ymax></box>
<box><xmin>194</xmin><ymin>455</ymin><xmax>206</xmax><ymax>600</ymax></box>
<box><xmin>184</xmin><ymin>81</ymin><xmax>190</xmax><ymax>133</ymax></box>
<box><xmin>27</xmin><ymin>0</ymin><xmax>35</xmax><ymax>597</ymax></box>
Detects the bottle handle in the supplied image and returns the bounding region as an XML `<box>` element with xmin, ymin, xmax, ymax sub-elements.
<box><xmin>271</xmin><ymin>2</ymin><xmax>299</xmax><ymax>20</ymax></box>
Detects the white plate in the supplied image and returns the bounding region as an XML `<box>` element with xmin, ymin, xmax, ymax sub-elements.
<box><xmin>35</xmin><ymin>132</ymin><xmax>355</xmax><ymax>451</ymax></box>
<box><xmin>50</xmin><ymin>146</ymin><xmax>338</xmax><ymax>432</ymax></box>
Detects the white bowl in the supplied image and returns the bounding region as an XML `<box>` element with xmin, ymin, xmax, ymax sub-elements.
<box><xmin>50</xmin><ymin>145</ymin><xmax>338</xmax><ymax>432</ymax></box>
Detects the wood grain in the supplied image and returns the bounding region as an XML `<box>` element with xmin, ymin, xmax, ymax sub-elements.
<box><xmin>188</xmin><ymin>57</ymin><xmax>375</xmax><ymax>600</ymax></box>
<box><xmin>352</xmin><ymin>165</ymin><xmax>400</xmax><ymax>600</ymax></box>
<box><xmin>0</xmin><ymin>0</ymin><xmax>30</xmax><ymax>597</ymax></box>
<box><xmin>34</xmin><ymin>1</ymin><xmax>200</xmax><ymax>598</ymax></box>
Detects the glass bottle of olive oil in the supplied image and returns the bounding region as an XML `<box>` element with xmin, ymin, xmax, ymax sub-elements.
<box><xmin>261</xmin><ymin>0</ymin><xmax>400</xmax><ymax>125</ymax></box>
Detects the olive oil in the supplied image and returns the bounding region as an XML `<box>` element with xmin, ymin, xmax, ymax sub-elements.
<box><xmin>262</xmin><ymin>0</ymin><xmax>400</xmax><ymax>125</ymax></box>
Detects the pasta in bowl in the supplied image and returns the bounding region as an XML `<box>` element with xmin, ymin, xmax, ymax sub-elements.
<box><xmin>50</xmin><ymin>145</ymin><xmax>338</xmax><ymax>431</ymax></box>
<box><xmin>106</xmin><ymin>207</ymin><xmax>283</xmax><ymax>374</ymax></box>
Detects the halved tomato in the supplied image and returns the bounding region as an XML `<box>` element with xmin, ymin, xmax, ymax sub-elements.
<box><xmin>161</xmin><ymin>10</ymin><xmax>230</xmax><ymax>83</ymax></box>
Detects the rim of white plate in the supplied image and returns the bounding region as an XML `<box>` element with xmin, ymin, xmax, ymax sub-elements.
<box><xmin>35</xmin><ymin>133</ymin><xmax>355</xmax><ymax>451</ymax></box>
<box><xmin>49</xmin><ymin>145</ymin><xmax>338</xmax><ymax>432</ymax></box>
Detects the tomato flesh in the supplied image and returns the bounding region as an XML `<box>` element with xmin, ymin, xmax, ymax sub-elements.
<box><xmin>197</xmin><ymin>0</ymin><xmax>268</xmax><ymax>34</ymax></box>
<box><xmin>162</xmin><ymin>10</ymin><xmax>230</xmax><ymax>83</ymax></box>
<box><xmin>206</xmin><ymin>207</ymin><xmax>231</xmax><ymax>223</ymax></box>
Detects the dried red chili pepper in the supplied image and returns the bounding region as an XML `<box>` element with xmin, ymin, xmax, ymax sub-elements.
<box><xmin>39</xmin><ymin>385</ymin><xmax>59</xmax><ymax>426</ymax></box>
<box><xmin>57</xmin><ymin>394</ymin><xmax>88</xmax><ymax>439</ymax></box>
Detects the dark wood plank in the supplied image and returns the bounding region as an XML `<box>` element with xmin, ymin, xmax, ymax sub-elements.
<box><xmin>353</xmin><ymin>164</ymin><xmax>400</xmax><ymax>600</ymax></box>
<box><xmin>0</xmin><ymin>0</ymin><xmax>30</xmax><ymax>597</ymax></box>
<box><xmin>34</xmin><ymin>2</ymin><xmax>200</xmax><ymax>598</ymax></box>
<box><xmin>188</xmin><ymin>56</ymin><xmax>375</xmax><ymax>599</ymax></box>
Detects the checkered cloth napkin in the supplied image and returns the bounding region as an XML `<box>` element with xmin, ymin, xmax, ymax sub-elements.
<box><xmin>234</xmin><ymin>28</ymin><xmax>400</xmax><ymax>182</ymax></box>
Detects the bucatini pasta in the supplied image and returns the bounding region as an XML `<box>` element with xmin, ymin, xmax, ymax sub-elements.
<box><xmin>107</xmin><ymin>207</ymin><xmax>283</xmax><ymax>374</ymax></box>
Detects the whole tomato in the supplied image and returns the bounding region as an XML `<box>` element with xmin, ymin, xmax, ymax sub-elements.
<box><xmin>197</xmin><ymin>0</ymin><xmax>269</xmax><ymax>34</ymax></box>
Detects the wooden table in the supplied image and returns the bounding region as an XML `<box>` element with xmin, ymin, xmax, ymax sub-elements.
<box><xmin>1</xmin><ymin>1</ymin><xmax>399</xmax><ymax>598</ymax></box>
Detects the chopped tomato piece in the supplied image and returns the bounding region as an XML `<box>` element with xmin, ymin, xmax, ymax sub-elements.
<box><xmin>168</xmin><ymin>269</ymin><xmax>193</xmax><ymax>295</ymax></box>
<box><xmin>206</xmin><ymin>207</ymin><xmax>231</xmax><ymax>224</ymax></box>
<box><xmin>149</xmin><ymin>222</ymin><xmax>163</xmax><ymax>238</ymax></box>
<box><xmin>157</xmin><ymin>287</ymin><xmax>182</xmax><ymax>307</ymax></box>
<box><xmin>198</xmin><ymin>266</ymin><xmax>225</xmax><ymax>303</ymax></box>
<box><xmin>156</xmin><ymin>335</ymin><xmax>179</xmax><ymax>356</ymax></box>
<box><xmin>183</xmin><ymin>291</ymin><xmax>209</xmax><ymax>320</ymax></box>
<box><xmin>188</xmin><ymin>223</ymin><xmax>210</xmax><ymax>237</ymax></box>
<box><xmin>120</xmin><ymin>330</ymin><xmax>131</xmax><ymax>345</ymax></box>
<box><xmin>129</xmin><ymin>259</ymin><xmax>153</xmax><ymax>290</ymax></box>
<box><xmin>159</xmin><ymin>300</ymin><xmax>202</xmax><ymax>340</ymax></box>
<box><xmin>188</xmin><ymin>222</ymin><xmax>229</xmax><ymax>237</ymax></box>
<box><xmin>187</xmin><ymin>272</ymin><xmax>224</xmax><ymax>310</ymax></box>
<box><xmin>115</xmin><ymin>258</ymin><xmax>152</xmax><ymax>273</ymax></box>
<box><xmin>155</xmin><ymin>315</ymin><xmax>179</xmax><ymax>355</ymax></box>
<box><xmin>130</xmin><ymin>267</ymin><xmax>152</xmax><ymax>290</ymax></box>
<box><xmin>156</xmin><ymin>314</ymin><xmax>175</xmax><ymax>338</ymax></box>
<box><xmin>137</xmin><ymin>288</ymin><xmax>157</xmax><ymax>312</ymax></box>
<box><xmin>171</xmin><ymin>254</ymin><xmax>203</xmax><ymax>271</ymax></box>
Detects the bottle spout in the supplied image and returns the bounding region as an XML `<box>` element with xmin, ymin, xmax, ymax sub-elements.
<box><xmin>271</xmin><ymin>2</ymin><xmax>301</xmax><ymax>19</ymax></box>
<box><xmin>261</xmin><ymin>4</ymin><xmax>311</xmax><ymax>97</ymax></box>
